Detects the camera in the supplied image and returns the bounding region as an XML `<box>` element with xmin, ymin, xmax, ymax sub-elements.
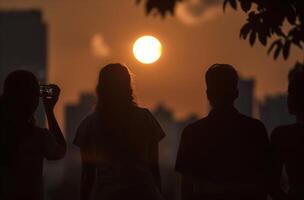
<box><xmin>40</xmin><ymin>85</ymin><xmax>54</xmax><ymax>97</ymax></box>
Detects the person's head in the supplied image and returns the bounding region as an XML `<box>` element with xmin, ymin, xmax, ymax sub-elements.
<box><xmin>206</xmin><ymin>64</ymin><xmax>239</xmax><ymax>108</ymax></box>
<box><xmin>288</xmin><ymin>63</ymin><xmax>304</xmax><ymax>120</ymax></box>
<box><xmin>96</xmin><ymin>63</ymin><xmax>136</xmax><ymax>111</ymax></box>
<box><xmin>1</xmin><ymin>70</ymin><xmax>40</xmax><ymax>122</ymax></box>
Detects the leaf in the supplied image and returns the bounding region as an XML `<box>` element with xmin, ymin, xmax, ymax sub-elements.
<box><xmin>240</xmin><ymin>23</ymin><xmax>251</xmax><ymax>39</ymax></box>
<box><xmin>248</xmin><ymin>11</ymin><xmax>255</xmax><ymax>20</ymax></box>
<box><xmin>267</xmin><ymin>39</ymin><xmax>281</xmax><ymax>55</ymax></box>
<box><xmin>223</xmin><ymin>0</ymin><xmax>229</xmax><ymax>12</ymax></box>
<box><xmin>258</xmin><ymin>32</ymin><xmax>267</xmax><ymax>46</ymax></box>
<box><xmin>249</xmin><ymin>31</ymin><xmax>256</xmax><ymax>46</ymax></box>
<box><xmin>141</xmin><ymin>0</ymin><xmax>182</xmax><ymax>17</ymax></box>
<box><xmin>286</xmin><ymin>6</ymin><xmax>296</xmax><ymax>24</ymax></box>
<box><xmin>240</xmin><ymin>0</ymin><xmax>252</xmax><ymax>12</ymax></box>
<box><xmin>293</xmin><ymin>40</ymin><xmax>303</xmax><ymax>49</ymax></box>
<box><xmin>274</xmin><ymin>44</ymin><xmax>282</xmax><ymax>60</ymax></box>
<box><xmin>145</xmin><ymin>3</ymin><xmax>154</xmax><ymax>14</ymax></box>
<box><xmin>169</xmin><ymin>6</ymin><xmax>175</xmax><ymax>15</ymax></box>
<box><xmin>223</xmin><ymin>0</ymin><xmax>237</xmax><ymax>11</ymax></box>
<box><xmin>274</xmin><ymin>28</ymin><xmax>285</xmax><ymax>37</ymax></box>
<box><xmin>229</xmin><ymin>0</ymin><xmax>237</xmax><ymax>9</ymax></box>
<box><xmin>283</xmin><ymin>41</ymin><xmax>291</xmax><ymax>59</ymax></box>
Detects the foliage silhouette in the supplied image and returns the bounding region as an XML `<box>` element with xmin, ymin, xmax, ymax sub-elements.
<box><xmin>136</xmin><ymin>0</ymin><xmax>304</xmax><ymax>60</ymax></box>
<box><xmin>136</xmin><ymin>0</ymin><xmax>182</xmax><ymax>16</ymax></box>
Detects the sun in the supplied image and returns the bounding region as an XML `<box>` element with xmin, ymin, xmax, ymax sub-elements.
<box><xmin>133</xmin><ymin>35</ymin><xmax>162</xmax><ymax>64</ymax></box>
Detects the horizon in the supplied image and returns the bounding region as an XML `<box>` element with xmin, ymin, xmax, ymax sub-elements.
<box><xmin>0</xmin><ymin>0</ymin><xmax>301</xmax><ymax>129</ymax></box>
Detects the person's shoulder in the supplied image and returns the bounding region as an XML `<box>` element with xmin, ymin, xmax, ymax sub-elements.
<box><xmin>33</xmin><ymin>126</ymin><xmax>51</xmax><ymax>141</ymax></box>
<box><xmin>73</xmin><ymin>112</ymin><xmax>99</xmax><ymax>134</ymax></box>
<box><xmin>79</xmin><ymin>112</ymin><xmax>99</xmax><ymax>126</ymax></box>
<box><xmin>134</xmin><ymin>107</ymin><xmax>165</xmax><ymax>140</ymax></box>
<box><xmin>83</xmin><ymin>112</ymin><xmax>99</xmax><ymax>121</ymax></box>
<box><xmin>238</xmin><ymin>113</ymin><xmax>265</xmax><ymax>128</ymax></box>
<box><xmin>132</xmin><ymin>106</ymin><xmax>153</xmax><ymax>118</ymax></box>
<box><xmin>133</xmin><ymin>106</ymin><xmax>150</xmax><ymax>114</ymax></box>
<box><xmin>33</xmin><ymin>126</ymin><xmax>49</xmax><ymax>135</ymax></box>
<box><xmin>183</xmin><ymin>116</ymin><xmax>210</xmax><ymax>132</ymax></box>
<box><xmin>271</xmin><ymin>124</ymin><xmax>297</xmax><ymax>141</ymax></box>
<box><xmin>238</xmin><ymin>113</ymin><xmax>261</xmax><ymax>124</ymax></box>
<box><xmin>73</xmin><ymin>112</ymin><xmax>98</xmax><ymax>147</ymax></box>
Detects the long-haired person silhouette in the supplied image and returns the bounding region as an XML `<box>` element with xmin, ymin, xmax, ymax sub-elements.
<box><xmin>74</xmin><ymin>63</ymin><xmax>165</xmax><ymax>200</ymax></box>
<box><xmin>270</xmin><ymin>64</ymin><xmax>304</xmax><ymax>200</ymax></box>
<box><xmin>0</xmin><ymin>70</ymin><xmax>66</xmax><ymax>200</ymax></box>
<box><xmin>175</xmin><ymin>64</ymin><xmax>270</xmax><ymax>200</ymax></box>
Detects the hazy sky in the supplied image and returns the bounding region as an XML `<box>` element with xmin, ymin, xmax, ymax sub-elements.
<box><xmin>0</xmin><ymin>0</ymin><xmax>302</xmax><ymax>129</ymax></box>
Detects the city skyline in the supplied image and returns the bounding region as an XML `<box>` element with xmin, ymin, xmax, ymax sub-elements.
<box><xmin>0</xmin><ymin>10</ymin><xmax>47</xmax><ymax>126</ymax></box>
<box><xmin>1</xmin><ymin>2</ymin><xmax>303</xmax><ymax>200</ymax></box>
<box><xmin>0</xmin><ymin>1</ymin><xmax>300</xmax><ymax>129</ymax></box>
<box><xmin>61</xmin><ymin>86</ymin><xmax>294</xmax><ymax>200</ymax></box>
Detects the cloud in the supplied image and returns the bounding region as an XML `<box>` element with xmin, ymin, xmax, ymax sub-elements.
<box><xmin>91</xmin><ymin>33</ymin><xmax>110</xmax><ymax>58</ymax></box>
<box><xmin>176</xmin><ymin>0</ymin><xmax>222</xmax><ymax>25</ymax></box>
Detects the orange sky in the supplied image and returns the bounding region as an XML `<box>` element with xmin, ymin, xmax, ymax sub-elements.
<box><xmin>0</xmin><ymin>0</ymin><xmax>302</xmax><ymax>129</ymax></box>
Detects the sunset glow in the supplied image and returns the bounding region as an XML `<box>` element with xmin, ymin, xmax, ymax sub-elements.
<box><xmin>133</xmin><ymin>35</ymin><xmax>162</xmax><ymax>64</ymax></box>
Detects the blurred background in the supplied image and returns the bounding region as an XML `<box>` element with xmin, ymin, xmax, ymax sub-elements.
<box><xmin>0</xmin><ymin>0</ymin><xmax>300</xmax><ymax>199</ymax></box>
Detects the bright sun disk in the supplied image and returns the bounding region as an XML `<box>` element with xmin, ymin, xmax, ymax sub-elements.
<box><xmin>133</xmin><ymin>35</ymin><xmax>162</xmax><ymax>64</ymax></box>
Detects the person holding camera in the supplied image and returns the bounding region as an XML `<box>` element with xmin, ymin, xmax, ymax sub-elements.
<box><xmin>0</xmin><ymin>70</ymin><xmax>66</xmax><ymax>200</ymax></box>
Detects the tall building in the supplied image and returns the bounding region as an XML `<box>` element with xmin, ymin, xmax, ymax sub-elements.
<box><xmin>260</xmin><ymin>94</ymin><xmax>295</xmax><ymax>133</ymax></box>
<box><xmin>153</xmin><ymin>104</ymin><xmax>198</xmax><ymax>200</ymax></box>
<box><xmin>235</xmin><ymin>79</ymin><xmax>255</xmax><ymax>117</ymax></box>
<box><xmin>0</xmin><ymin>10</ymin><xmax>47</xmax><ymax>126</ymax></box>
<box><xmin>65</xmin><ymin>94</ymin><xmax>95</xmax><ymax>143</ymax></box>
<box><xmin>50</xmin><ymin>94</ymin><xmax>95</xmax><ymax>200</ymax></box>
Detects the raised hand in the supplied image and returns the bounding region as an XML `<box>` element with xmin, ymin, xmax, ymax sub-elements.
<box><xmin>42</xmin><ymin>84</ymin><xmax>60</xmax><ymax>111</ymax></box>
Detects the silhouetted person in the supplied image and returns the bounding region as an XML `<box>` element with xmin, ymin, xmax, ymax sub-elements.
<box><xmin>74</xmin><ymin>63</ymin><xmax>165</xmax><ymax>200</ymax></box>
<box><xmin>270</xmin><ymin>64</ymin><xmax>304</xmax><ymax>200</ymax></box>
<box><xmin>175</xmin><ymin>64</ymin><xmax>270</xmax><ymax>200</ymax></box>
<box><xmin>0</xmin><ymin>70</ymin><xmax>66</xmax><ymax>200</ymax></box>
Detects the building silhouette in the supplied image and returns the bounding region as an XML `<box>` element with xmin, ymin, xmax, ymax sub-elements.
<box><xmin>153</xmin><ymin>104</ymin><xmax>198</xmax><ymax>200</ymax></box>
<box><xmin>0</xmin><ymin>10</ymin><xmax>47</xmax><ymax>126</ymax></box>
<box><xmin>260</xmin><ymin>94</ymin><xmax>295</xmax><ymax>132</ymax></box>
<box><xmin>51</xmin><ymin>94</ymin><xmax>96</xmax><ymax>200</ymax></box>
<box><xmin>65</xmin><ymin>94</ymin><xmax>96</xmax><ymax>143</ymax></box>
<box><xmin>235</xmin><ymin>79</ymin><xmax>255</xmax><ymax>117</ymax></box>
